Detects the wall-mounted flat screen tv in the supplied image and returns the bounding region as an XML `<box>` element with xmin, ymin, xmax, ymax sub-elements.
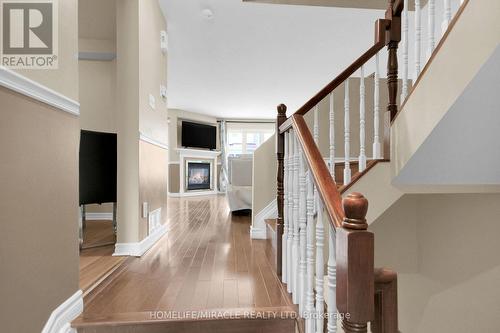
<box><xmin>181</xmin><ymin>121</ymin><xmax>217</xmax><ymax>150</ymax></box>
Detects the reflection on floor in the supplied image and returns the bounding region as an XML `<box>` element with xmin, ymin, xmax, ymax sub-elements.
<box><xmin>79</xmin><ymin>220</ymin><xmax>125</xmax><ymax>295</ymax></box>
<box><xmin>74</xmin><ymin>195</ymin><xmax>296</xmax><ymax>331</ymax></box>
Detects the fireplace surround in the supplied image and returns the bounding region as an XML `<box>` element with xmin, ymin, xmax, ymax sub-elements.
<box><xmin>175</xmin><ymin>148</ymin><xmax>221</xmax><ymax>197</ymax></box>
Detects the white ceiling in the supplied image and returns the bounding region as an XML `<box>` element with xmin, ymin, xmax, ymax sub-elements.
<box><xmin>159</xmin><ymin>0</ymin><xmax>385</xmax><ymax>119</ymax></box>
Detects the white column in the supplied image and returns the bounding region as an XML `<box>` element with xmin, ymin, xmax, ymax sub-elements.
<box><xmin>343</xmin><ymin>80</ymin><xmax>351</xmax><ymax>184</ymax></box>
<box><xmin>305</xmin><ymin>172</ymin><xmax>316</xmax><ymax>333</ymax></box>
<box><xmin>329</xmin><ymin>93</ymin><xmax>335</xmax><ymax>179</ymax></box>
<box><xmin>282</xmin><ymin>132</ymin><xmax>289</xmax><ymax>284</ymax></box>
<box><xmin>442</xmin><ymin>0</ymin><xmax>452</xmax><ymax>34</ymax></box>
<box><xmin>401</xmin><ymin>0</ymin><xmax>409</xmax><ymax>100</ymax></box>
<box><xmin>287</xmin><ymin>131</ymin><xmax>294</xmax><ymax>293</ymax></box>
<box><xmin>298</xmin><ymin>150</ymin><xmax>307</xmax><ymax>315</ymax></box>
<box><xmin>314</xmin><ymin>105</ymin><xmax>319</xmax><ymax>144</ymax></box>
<box><xmin>415</xmin><ymin>0</ymin><xmax>422</xmax><ymax>78</ymax></box>
<box><xmin>292</xmin><ymin>134</ymin><xmax>300</xmax><ymax>303</ymax></box>
<box><xmin>359</xmin><ymin>65</ymin><xmax>366</xmax><ymax>172</ymax></box>
<box><xmin>326</xmin><ymin>225</ymin><xmax>337</xmax><ymax>333</ymax></box>
<box><xmin>428</xmin><ymin>0</ymin><xmax>436</xmax><ymax>58</ymax></box>
<box><xmin>315</xmin><ymin>198</ymin><xmax>325</xmax><ymax>333</ymax></box>
<box><xmin>373</xmin><ymin>53</ymin><xmax>381</xmax><ymax>159</ymax></box>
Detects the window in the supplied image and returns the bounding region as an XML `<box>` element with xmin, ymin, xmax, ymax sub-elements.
<box><xmin>226</xmin><ymin>122</ymin><xmax>275</xmax><ymax>156</ymax></box>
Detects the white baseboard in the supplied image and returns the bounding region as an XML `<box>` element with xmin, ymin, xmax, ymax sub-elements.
<box><xmin>113</xmin><ymin>224</ymin><xmax>167</xmax><ymax>257</ymax></box>
<box><xmin>167</xmin><ymin>192</ymin><xmax>181</xmax><ymax>198</ymax></box>
<box><xmin>251</xmin><ymin>198</ymin><xmax>277</xmax><ymax>240</ymax></box>
<box><xmin>85</xmin><ymin>212</ymin><xmax>113</xmax><ymax>221</ymax></box>
<box><xmin>41</xmin><ymin>290</ymin><xmax>83</xmax><ymax>333</ymax></box>
<box><xmin>250</xmin><ymin>226</ymin><xmax>267</xmax><ymax>239</ymax></box>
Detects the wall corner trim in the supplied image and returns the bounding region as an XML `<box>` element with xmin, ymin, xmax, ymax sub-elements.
<box><xmin>251</xmin><ymin>198</ymin><xmax>277</xmax><ymax>240</ymax></box>
<box><xmin>0</xmin><ymin>66</ymin><xmax>80</xmax><ymax>116</ymax></box>
<box><xmin>139</xmin><ymin>132</ymin><xmax>169</xmax><ymax>150</ymax></box>
<box><xmin>41</xmin><ymin>290</ymin><xmax>83</xmax><ymax>333</ymax></box>
<box><xmin>113</xmin><ymin>224</ymin><xmax>168</xmax><ymax>257</ymax></box>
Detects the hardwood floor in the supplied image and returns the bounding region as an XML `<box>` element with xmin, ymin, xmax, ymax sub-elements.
<box><xmin>80</xmin><ymin>221</ymin><xmax>125</xmax><ymax>295</ymax></box>
<box><xmin>74</xmin><ymin>195</ymin><xmax>296</xmax><ymax>332</ymax></box>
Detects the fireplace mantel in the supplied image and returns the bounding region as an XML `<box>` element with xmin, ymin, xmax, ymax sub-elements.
<box><xmin>175</xmin><ymin>148</ymin><xmax>221</xmax><ymax>197</ymax></box>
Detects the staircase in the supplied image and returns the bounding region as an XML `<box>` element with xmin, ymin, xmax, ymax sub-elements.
<box><xmin>266</xmin><ymin>0</ymin><xmax>495</xmax><ymax>332</ymax></box>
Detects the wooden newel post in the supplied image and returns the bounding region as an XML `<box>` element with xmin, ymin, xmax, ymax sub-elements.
<box><xmin>276</xmin><ymin>104</ymin><xmax>287</xmax><ymax>277</ymax></box>
<box><xmin>336</xmin><ymin>192</ymin><xmax>374</xmax><ymax>333</ymax></box>
<box><xmin>372</xmin><ymin>268</ymin><xmax>399</xmax><ymax>333</ymax></box>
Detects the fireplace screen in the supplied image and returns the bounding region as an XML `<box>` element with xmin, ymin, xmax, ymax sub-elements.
<box><xmin>187</xmin><ymin>162</ymin><xmax>211</xmax><ymax>190</ymax></box>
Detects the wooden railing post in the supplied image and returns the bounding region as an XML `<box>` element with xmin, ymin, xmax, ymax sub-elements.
<box><xmin>336</xmin><ymin>193</ymin><xmax>374</xmax><ymax>333</ymax></box>
<box><xmin>384</xmin><ymin>0</ymin><xmax>402</xmax><ymax>159</ymax></box>
<box><xmin>372</xmin><ymin>268</ymin><xmax>399</xmax><ymax>333</ymax></box>
<box><xmin>276</xmin><ymin>104</ymin><xmax>287</xmax><ymax>277</ymax></box>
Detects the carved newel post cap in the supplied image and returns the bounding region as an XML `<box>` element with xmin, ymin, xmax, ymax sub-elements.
<box><xmin>342</xmin><ymin>192</ymin><xmax>369</xmax><ymax>230</ymax></box>
<box><xmin>277</xmin><ymin>104</ymin><xmax>287</xmax><ymax>115</ymax></box>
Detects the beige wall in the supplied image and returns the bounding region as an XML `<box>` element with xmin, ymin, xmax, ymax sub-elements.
<box><xmin>139</xmin><ymin>141</ymin><xmax>169</xmax><ymax>240</ymax></box>
<box><xmin>372</xmin><ymin>193</ymin><xmax>500</xmax><ymax>332</ymax></box>
<box><xmin>0</xmin><ymin>88</ymin><xmax>80</xmax><ymax>332</ymax></box>
<box><xmin>0</xmin><ymin>1</ymin><xmax>79</xmax><ymax>331</ymax></box>
<box><xmin>15</xmin><ymin>0</ymin><xmax>79</xmax><ymax>101</ymax></box>
<box><xmin>138</xmin><ymin>0</ymin><xmax>168</xmax><ymax>145</ymax></box>
<box><xmin>392</xmin><ymin>0</ymin><xmax>500</xmax><ymax>179</ymax></box>
<box><xmin>252</xmin><ymin>134</ymin><xmax>277</xmax><ymax>220</ymax></box>
<box><xmin>78</xmin><ymin>60</ymin><xmax>117</xmax><ymax>133</ymax></box>
<box><xmin>115</xmin><ymin>0</ymin><xmax>169</xmax><ymax>242</ymax></box>
<box><xmin>116</xmin><ymin>0</ymin><xmax>140</xmax><ymax>243</ymax></box>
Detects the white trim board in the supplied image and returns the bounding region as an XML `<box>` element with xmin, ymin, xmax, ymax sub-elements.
<box><xmin>85</xmin><ymin>212</ymin><xmax>113</xmax><ymax>221</ymax></box>
<box><xmin>41</xmin><ymin>290</ymin><xmax>83</xmax><ymax>333</ymax></box>
<box><xmin>113</xmin><ymin>224</ymin><xmax>168</xmax><ymax>257</ymax></box>
<box><xmin>251</xmin><ymin>198</ymin><xmax>277</xmax><ymax>240</ymax></box>
<box><xmin>0</xmin><ymin>66</ymin><xmax>80</xmax><ymax>116</ymax></box>
<box><xmin>139</xmin><ymin>132</ymin><xmax>169</xmax><ymax>150</ymax></box>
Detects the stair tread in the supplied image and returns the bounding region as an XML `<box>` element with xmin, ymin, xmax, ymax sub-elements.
<box><xmin>73</xmin><ymin>306</ymin><xmax>297</xmax><ymax>327</ymax></box>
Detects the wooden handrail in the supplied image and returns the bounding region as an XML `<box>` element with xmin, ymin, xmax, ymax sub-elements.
<box><xmin>291</xmin><ymin>114</ymin><xmax>344</xmax><ymax>228</ymax></box>
<box><xmin>279</xmin><ymin>18</ymin><xmax>390</xmax><ymax>134</ymax></box>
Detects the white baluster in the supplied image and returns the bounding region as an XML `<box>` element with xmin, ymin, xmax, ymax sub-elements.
<box><xmin>326</xmin><ymin>224</ymin><xmax>337</xmax><ymax>333</ymax></box>
<box><xmin>344</xmin><ymin>80</ymin><xmax>351</xmax><ymax>184</ymax></box>
<box><xmin>292</xmin><ymin>134</ymin><xmax>300</xmax><ymax>303</ymax></box>
<box><xmin>428</xmin><ymin>0</ymin><xmax>436</xmax><ymax>58</ymax></box>
<box><xmin>305</xmin><ymin>172</ymin><xmax>316</xmax><ymax>333</ymax></box>
<box><xmin>359</xmin><ymin>66</ymin><xmax>366</xmax><ymax>172</ymax></box>
<box><xmin>298</xmin><ymin>149</ymin><xmax>307</xmax><ymax>315</ymax></box>
<box><xmin>373</xmin><ymin>54</ymin><xmax>381</xmax><ymax>159</ymax></box>
<box><xmin>442</xmin><ymin>0</ymin><xmax>451</xmax><ymax>34</ymax></box>
<box><xmin>401</xmin><ymin>0</ymin><xmax>409</xmax><ymax>101</ymax></box>
<box><xmin>287</xmin><ymin>131</ymin><xmax>294</xmax><ymax>293</ymax></box>
<box><xmin>314</xmin><ymin>105</ymin><xmax>319</xmax><ymax>144</ymax></box>
<box><xmin>415</xmin><ymin>0</ymin><xmax>422</xmax><ymax>78</ymax></box>
<box><xmin>282</xmin><ymin>132</ymin><xmax>289</xmax><ymax>284</ymax></box>
<box><xmin>329</xmin><ymin>93</ymin><xmax>335</xmax><ymax>179</ymax></box>
<box><xmin>315</xmin><ymin>198</ymin><xmax>325</xmax><ymax>333</ymax></box>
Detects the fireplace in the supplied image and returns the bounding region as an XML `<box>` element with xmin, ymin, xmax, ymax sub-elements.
<box><xmin>186</xmin><ymin>161</ymin><xmax>211</xmax><ymax>191</ymax></box>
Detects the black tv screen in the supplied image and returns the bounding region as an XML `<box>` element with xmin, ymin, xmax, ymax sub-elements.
<box><xmin>181</xmin><ymin>121</ymin><xmax>217</xmax><ymax>150</ymax></box>
<box><xmin>79</xmin><ymin>130</ymin><xmax>117</xmax><ymax>205</ymax></box>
